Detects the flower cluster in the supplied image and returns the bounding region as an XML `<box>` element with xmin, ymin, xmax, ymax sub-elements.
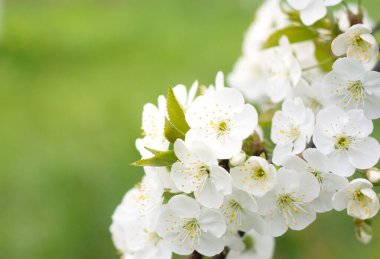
<box><xmin>111</xmin><ymin>0</ymin><xmax>380</xmax><ymax>258</ymax></box>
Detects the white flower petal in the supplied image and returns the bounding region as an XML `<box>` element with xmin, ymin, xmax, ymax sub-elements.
<box><xmin>168</xmin><ymin>195</ymin><xmax>200</xmax><ymax>218</ymax></box>
<box><xmin>196</xmin><ymin>232</ymin><xmax>225</xmax><ymax>257</ymax></box>
<box><xmin>195</xmin><ymin>178</ymin><xmax>224</xmax><ymax>208</ymax></box>
<box><xmin>198</xmin><ymin>208</ymin><xmax>226</xmax><ymax>237</ymax></box>
<box><xmin>348</xmin><ymin>137</ymin><xmax>380</xmax><ymax>169</ymax></box>
<box><xmin>210</xmin><ymin>165</ymin><xmax>232</xmax><ymax>195</ymax></box>
<box><xmin>300</xmin><ymin>0</ymin><xmax>326</xmax><ymax>26</ymax></box>
<box><xmin>328</xmin><ymin>150</ymin><xmax>355</xmax><ymax>176</ymax></box>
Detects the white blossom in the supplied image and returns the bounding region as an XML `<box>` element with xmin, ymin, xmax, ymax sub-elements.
<box><xmin>220</xmin><ymin>188</ymin><xmax>266</xmax><ymax>234</ymax></box>
<box><xmin>333</xmin><ymin>178</ymin><xmax>380</xmax><ymax>219</ymax></box>
<box><xmin>172</xmin><ymin>81</ymin><xmax>198</xmax><ymax>109</ymax></box>
<box><xmin>271</xmin><ymin>98</ymin><xmax>315</xmax><ymax>165</ymax></box>
<box><xmin>243</xmin><ymin>0</ymin><xmax>288</xmax><ymax>55</ymax></box>
<box><xmin>263</xmin><ymin>37</ymin><xmax>303</xmax><ymax>103</ymax></box>
<box><xmin>136</xmin><ymin>96</ymin><xmax>169</xmax><ymax>156</ymax></box>
<box><xmin>323</xmin><ymin>58</ymin><xmax>380</xmax><ymax>119</ymax></box>
<box><xmin>226</xmin><ymin>229</ymin><xmax>275</xmax><ymax>259</ymax></box>
<box><xmin>283</xmin><ymin>148</ymin><xmax>348</xmax><ymax>212</ymax></box>
<box><xmin>287</xmin><ymin>0</ymin><xmax>342</xmax><ymax>25</ymax></box>
<box><xmin>313</xmin><ymin>106</ymin><xmax>380</xmax><ymax>176</ymax></box>
<box><xmin>230</xmin><ymin>156</ymin><xmax>276</xmax><ymax>197</ymax></box>
<box><xmin>110</xmin><ymin>176</ymin><xmax>170</xmax><ymax>259</ymax></box>
<box><xmin>332</xmin><ymin>24</ymin><xmax>379</xmax><ymax>63</ymax></box>
<box><xmin>186</xmin><ymin>74</ymin><xmax>258</xmax><ymax>159</ymax></box>
<box><xmin>256</xmin><ymin>168</ymin><xmax>320</xmax><ymax>237</ymax></box>
<box><xmin>156</xmin><ymin>195</ymin><xmax>226</xmax><ymax>256</ymax></box>
<box><xmin>171</xmin><ymin>139</ymin><xmax>232</xmax><ymax>208</ymax></box>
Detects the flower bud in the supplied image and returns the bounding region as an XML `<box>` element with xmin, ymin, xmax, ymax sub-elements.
<box><xmin>366</xmin><ymin>168</ymin><xmax>380</xmax><ymax>184</ymax></box>
<box><xmin>229</xmin><ymin>151</ymin><xmax>247</xmax><ymax>167</ymax></box>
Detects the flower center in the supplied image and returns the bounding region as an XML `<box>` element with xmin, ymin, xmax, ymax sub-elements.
<box><xmin>353</xmin><ymin>190</ymin><xmax>365</xmax><ymax>201</ymax></box>
<box><xmin>147</xmin><ymin>231</ymin><xmax>162</xmax><ymax>245</ymax></box>
<box><xmin>309</xmin><ymin>168</ymin><xmax>323</xmax><ymax>184</ymax></box>
<box><xmin>198</xmin><ymin>165</ymin><xmax>210</xmax><ymax>177</ymax></box>
<box><xmin>352</xmin><ymin>35</ymin><xmax>365</xmax><ymax>47</ymax></box>
<box><xmin>347</xmin><ymin>80</ymin><xmax>365</xmax><ymax>105</ymax></box>
<box><xmin>277</xmin><ymin>194</ymin><xmax>295</xmax><ymax>208</ymax></box>
<box><xmin>182</xmin><ymin>218</ymin><xmax>201</xmax><ymax>241</ymax></box>
<box><xmin>227</xmin><ymin>199</ymin><xmax>243</xmax><ymax>229</ymax></box>
<box><xmin>251</xmin><ymin>166</ymin><xmax>267</xmax><ymax>180</ymax></box>
<box><xmin>282</xmin><ymin>126</ymin><xmax>301</xmax><ymax>142</ymax></box>
<box><xmin>335</xmin><ymin>136</ymin><xmax>353</xmax><ymax>150</ymax></box>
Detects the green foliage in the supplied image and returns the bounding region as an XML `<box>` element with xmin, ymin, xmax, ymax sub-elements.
<box><xmin>164</xmin><ymin>118</ymin><xmax>185</xmax><ymax>143</ymax></box>
<box><xmin>132</xmin><ymin>150</ymin><xmax>177</xmax><ymax>167</ymax></box>
<box><xmin>314</xmin><ymin>40</ymin><xmax>335</xmax><ymax>72</ymax></box>
<box><xmin>262</xmin><ymin>26</ymin><xmax>318</xmax><ymax>49</ymax></box>
<box><xmin>166</xmin><ymin>88</ymin><xmax>190</xmax><ymax>134</ymax></box>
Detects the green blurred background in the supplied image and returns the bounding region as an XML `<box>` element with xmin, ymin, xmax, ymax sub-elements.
<box><xmin>0</xmin><ymin>0</ymin><xmax>379</xmax><ymax>258</ymax></box>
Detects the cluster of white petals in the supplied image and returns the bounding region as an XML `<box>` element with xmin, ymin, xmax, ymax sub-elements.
<box><xmin>111</xmin><ymin>0</ymin><xmax>380</xmax><ymax>258</ymax></box>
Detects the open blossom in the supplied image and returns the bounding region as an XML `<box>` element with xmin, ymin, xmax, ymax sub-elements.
<box><xmin>287</xmin><ymin>0</ymin><xmax>342</xmax><ymax>25</ymax></box>
<box><xmin>230</xmin><ymin>156</ymin><xmax>277</xmax><ymax>197</ymax></box>
<box><xmin>323</xmin><ymin>58</ymin><xmax>380</xmax><ymax>119</ymax></box>
<box><xmin>283</xmin><ymin>148</ymin><xmax>348</xmax><ymax>212</ymax></box>
<box><xmin>186</xmin><ymin>74</ymin><xmax>258</xmax><ymax>159</ymax></box>
<box><xmin>220</xmin><ymin>188</ymin><xmax>266</xmax><ymax>234</ymax></box>
<box><xmin>332</xmin><ymin>179</ymin><xmax>380</xmax><ymax>220</ymax></box>
<box><xmin>171</xmin><ymin>139</ymin><xmax>232</xmax><ymax>208</ymax></box>
<box><xmin>156</xmin><ymin>195</ymin><xmax>226</xmax><ymax>256</ymax></box>
<box><xmin>243</xmin><ymin>0</ymin><xmax>287</xmax><ymax>55</ymax></box>
<box><xmin>313</xmin><ymin>106</ymin><xmax>380</xmax><ymax>176</ymax></box>
<box><xmin>332</xmin><ymin>24</ymin><xmax>379</xmax><ymax>63</ymax></box>
<box><xmin>228</xmin><ymin>53</ymin><xmax>269</xmax><ymax>103</ymax></box>
<box><xmin>256</xmin><ymin>168</ymin><xmax>320</xmax><ymax>237</ymax></box>
<box><xmin>226</xmin><ymin>229</ymin><xmax>275</xmax><ymax>259</ymax></box>
<box><xmin>263</xmin><ymin>37</ymin><xmax>303</xmax><ymax>103</ymax></box>
<box><xmin>110</xmin><ymin>206</ymin><xmax>171</xmax><ymax>259</ymax></box>
<box><xmin>172</xmin><ymin>81</ymin><xmax>198</xmax><ymax>110</ymax></box>
<box><xmin>136</xmin><ymin>96</ymin><xmax>169</xmax><ymax>156</ymax></box>
<box><xmin>271</xmin><ymin>98</ymin><xmax>315</xmax><ymax>165</ymax></box>
<box><xmin>119</xmin><ymin>175</ymin><xmax>164</xmax><ymax>223</ymax></box>
<box><xmin>110</xmin><ymin>176</ymin><xmax>171</xmax><ymax>259</ymax></box>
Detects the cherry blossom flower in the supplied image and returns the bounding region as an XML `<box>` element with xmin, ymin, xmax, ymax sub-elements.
<box><xmin>171</xmin><ymin>139</ymin><xmax>232</xmax><ymax>208</ymax></box>
<box><xmin>226</xmin><ymin>229</ymin><xmax>275</xmax><ymax>259</ymax></box>
<box><xmin>230</xmin><ymin>156</ymin><xmax>277</xmax><ymax>197</ymax></box>
<box><xmin>313</xmin><ymin>106</ymin><xmax>380</xmax><ymax>176</ymax></box>
<box><xmin>287</xmin><ymin>0</ymin><xmax>342</xmax><ymax>25</ymax></box>
<box><xmin>332</xmin><ymin>24</ymin><xmax>378</xmax><ymax>63</ymax></box>
<box><xmin>283</xmin><ymin>148</ymin><xmax>348</xmax><ymax>212</ymax></box>
<box><xmin>220</xmin><ymin>188</ymin><xmax>266</xmax><ymax>234</ymax></box>
<box><xmin>271</xmin><ymin>98</ymin><xmax>315</xmax><ymax>165</ymax></box>
<box><xmin>156</xmin><ymin>195</ymin><xmax>226</xmax><ymax>256</ymax></box>
<box><xmin>186</xmin><ymin>74</ymin><xmax>258</xmax><ymax>159</ymax></box>
<box><xmin>256</xmin><ymin>168</ymin><xmax>320</xmax><ymax>237</ymax></box>
<box><xmin>333</xmin><ymin>178</ymin><xmax>380</xmax><ymax>219</ymax></box>
<box><xmin>323</xmin><ymin>58</ymin><xmax>380</xmax><ymax>119</ymax></box>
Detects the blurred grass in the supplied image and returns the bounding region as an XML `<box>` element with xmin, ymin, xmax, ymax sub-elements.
<box><xmin>0</xmin><ymin>0</ymin><xmax>379</xmax><ymax>258</ymax></box>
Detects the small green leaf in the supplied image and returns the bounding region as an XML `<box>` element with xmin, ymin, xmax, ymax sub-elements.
<box><xmin>164</xmin><ymin>118</ymin><xmax>185</xmax><ymax>143</ymax></box>
<box><xmin>132</xmin><ymin>150</ymin><xmax>177</xmax><ymax>167</ymax></box>
<box><xmin>314</xmin><ymin>41</ymin><xmax>335</xmax><ymax>72</ymax></box>
<box><xmin>167</xmin><ymin>88</ymin><xmax>190</xmax><ymax>134</ymax></box>
<box><xmin>262</xmin><ymin>26</ymin><xmax>318</xmax><ymax>49</ymax></box>
<box><xmin>144</xmin><ymin>147</ymin><xmax>165</xmax><ymax>155</ymax></box>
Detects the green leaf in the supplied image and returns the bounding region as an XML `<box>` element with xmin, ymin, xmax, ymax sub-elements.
<box><xmin>314</xmin><ymin>41</ymin><xmax>335</xmax><ymax>72</ymax></box>
<box><xmin>132</xmin><ymin>150</ymin><xmax>177</xmax><ymax>167</ymax></box>
<box><xmin>262</xmin><ymin>26</ymin><xmax>318</xmax><ymax>49</ymax></box>
<box><xmin>164</xmin><ymin>118</ymin><xmax>185</xmax><ymax>143</ymax></box>
<box><xmin>167</xmin><ymin>88</ymin><xmax>190</xmax><ymax>133</ymax></box>
<box><xmin>144</xmin><ymin>147</ymin><xmax>165</xmax><ymax>155</ymax></box>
